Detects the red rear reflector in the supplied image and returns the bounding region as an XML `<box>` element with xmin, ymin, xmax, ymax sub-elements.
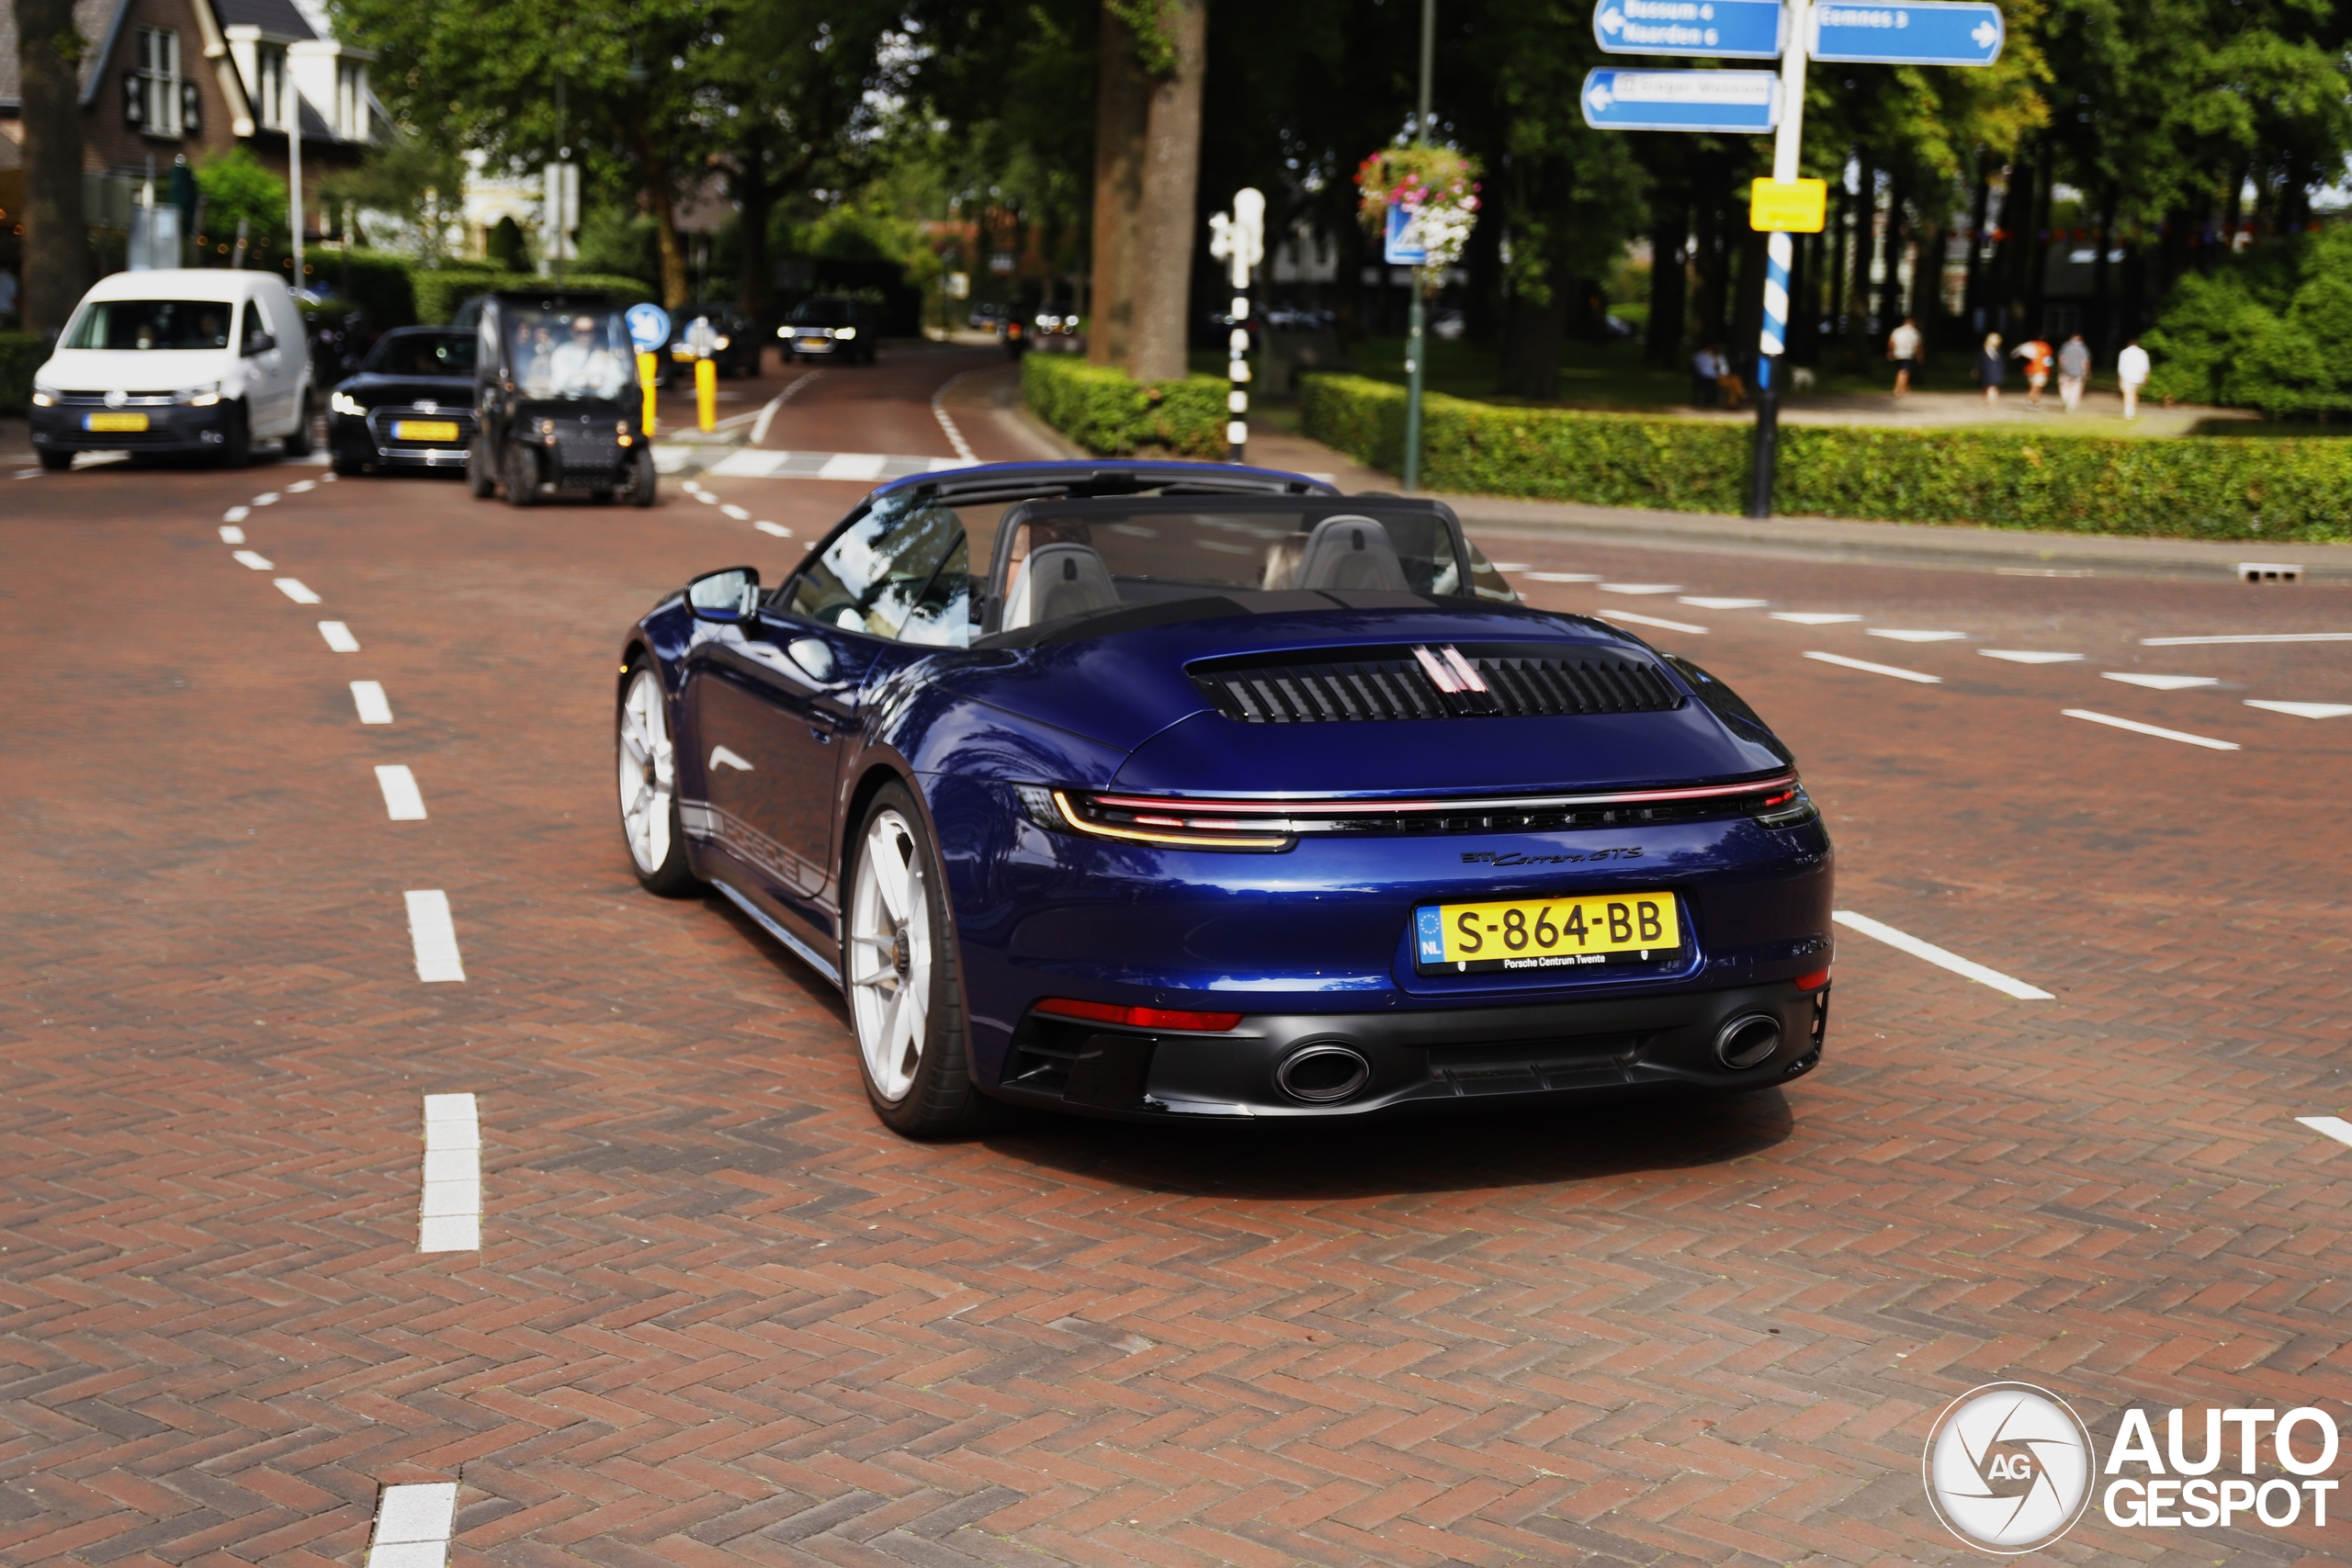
<box><xmin>1796</xmin><ymin>968</ymin><xmax>1831</xmax><ymax>991</ymax></box>
<box><xmin>1035</xmin><ymin>998</ymin><xmax>1243</xmax><ymax>1032</ymax></box>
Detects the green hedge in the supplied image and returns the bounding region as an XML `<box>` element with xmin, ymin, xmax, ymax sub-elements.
<box><xmin>407</xmin><ymin>265</ymin><xmax>657</xmax><ymax>325</ymax></box>
<box><xmin>1022</xmin><ymin>353</ymin><xmax>1228</xmax><ymax>458</ymax></box>
<box><xmin>1298</xmin><ymin>372</ymin><xmax>2352</xmax><ymax>542</ymax></box>
<box><xmin>0</xmin><ymin>331</ymin><xmax>42</xmax><ymax>416</ymax></box>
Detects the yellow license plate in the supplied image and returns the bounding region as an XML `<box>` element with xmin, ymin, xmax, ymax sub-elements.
<box><xmin>672</xmin><ymin>345</ymin><xmax>695</xmax><ymax>359</ymax></box>
<box><xmin>392</xmin><ymin>420</ymin><xmax>460</xmax><ymax>443</ymax></box>
<box><xmin>1415</xmin><ymin>890</ymin><xmax>1681</xmax><ymax>974</ymax></box>
<box><xmin>84</xmin><ymin>412</ymin><xmax>149</xmax><ymax>433</ymax></box>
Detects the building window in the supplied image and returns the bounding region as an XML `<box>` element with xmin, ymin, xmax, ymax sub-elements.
<box><xmin>255</xmin><ymin>45</ymin><xmax>288</xmax><ymax>131</ymax></box>
<box><xmin>334</xmin><ymin>60</ymin><xmax>368</xmax><ymax>140</ymax></box>
<box><xmin>125</xmin><ymin>28</ymin><xmax>183</xmax><ymax>137</ymax></box>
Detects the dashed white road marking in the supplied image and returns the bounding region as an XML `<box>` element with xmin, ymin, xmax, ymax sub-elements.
<box><xmin>2102</xmin><ymin>672</ymin><xmax>2219</xmax><ymax>691</ymax></box>
<box><xmin>2296</xmin><ymin>1116</ymin><xmax>2352</xmax><ymax>1149</ymax></box>
<box><xmin>1600</xmin><ymin>609</ymin><xmax>1708</xmax><ymax>635</ymax></box>
<box><xmin>351</xmin><ymin>681</ymin><xmax>394</xmax><ymax>725</ymax></box>
<box><xmin>817</xmin><ymin>452</ymin><xmax>890</xmax><ymax>481</ymax></box>
<box><xmin>1679</xmin><ymin>596</ymin><xmax>1767</xmax><ymax>609</ymax></box>
<box><xmin>1771</xmin><ymin>611</ymin><xmax>1862</xmax><ymax>625</ymax></box>
<box><xmin>692</xmin><ymin>490</ymin><xmax>718</xmax><ymax>504</ymax></box>
<box><xmin>275</xmin><ymin>578</ymin><xmax>322</xmax><ymax>604</ymax></box>
<box><xmin>418</xmin><ymin>1097</ymin><xmax>481</xmax><ymax>1254</ymax></box>
<box><xmin>1804</xmin><ymin>650</ymin><xmax>1939</xmax><ymax>683</ymax></box>
<box><xmin>719</xmin><ymin>503</ymin><xmax>750</xmax><ymax>520</ymax></box>
<box><xmin>223</xmin><ymin>505</ymin><xmax>250</xmax><ymax>523</ymax></box>
<box><xmin>219</xmin><ymin>525</ymin><xmax>246</xmax><ymax>544</ymax></box>
<box><xmin>1868</xmin><ymin>629</ymin><xmax>1967</xmax><ymax>643</ymax></box>
<box><xmin>319</xmin><ymin>621</ymin><xmax>360</xmax><ymax>652</ymax></box>
<box><xmin>2246</xmin><ymin>700</ymin><xmax>2352</xmax><ymax>719</ymax></box>
<box><xmin>1598</xmin><ymin>582</ymin><xmax>1681</xmax><ymax>595</ymax></box>
<box><xmin>931</xmin><ymin>368</ymin><xmax>981</xmax><ymax>462</ymax></box>
<box><xmin>753</xmin><ymin>521</ymin><xmax>792</xmax><ymax>537</ymax></box>
<box><xmin>2062</xmin><ymin>708</ymin><xmax>2239</xmax><ymax>750</ymax></box>
<box><xmin>375</xmin><ymin>765</ymin><xmax>427</xmax><ymax>821</ymax></box>
<box><xmin>287</xmin><ymin>479</ymin><xmax>315</xmax><ymax>493</ymax></box>
<box><xmin>1523</xmin><ymin>571</ymin><xmax>1602</xmax><ymax>583</ymax></box>
<box><xmin>232</xmin><ymin>549</ymin><xmax>275</xmax><ymax>570</ymax></box>
<box><xmin>403</xmin><ymin>891</ymin><xmax>466</xmax><ymax>984</ymax></box>
<box><xmin>252</xmin><ymin>491</ymin><xmax>280</xmax><ymax>505</ymax></box>
<box><xmin>367</xmin><ymin>1479</ymin><xmax>459</xmax><ymax>1566</ymax></box>
<box><xmin>2143</xmin><ymin>633</ymin><xmax>2352</xmax><ymax>647</ymax></box>
<box><xmin>1980</xmin><ymin>649</ymin><xmax>2082</xmax><ymax>664</ymax></box>
<box><xmin>1832</xmin><ymin>910</ymin><xmax>2053</xmax><ymax>1000</ymax></box>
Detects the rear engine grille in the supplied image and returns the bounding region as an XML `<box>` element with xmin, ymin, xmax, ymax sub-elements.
<box><xmin>1193</xmin><ymin>643</ymin><xmax>1681</xmax><ymax>722</ymax></box>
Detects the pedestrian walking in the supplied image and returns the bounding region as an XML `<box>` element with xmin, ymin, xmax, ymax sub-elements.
<box><xmin>2117</xmin><ymin>337</ymin><xmax>2151</xmax><ymax>421</ymax></box>
<box><xmin>1690</xmin><ymin>343</ymin><xmax>1721</xmax><ymax>407</ymax></box>
<box><xmin>1973</xmin><ymin>332</ymin><xmax>2006</xmax><ymax>406</ymax></box>
<box><xmin>1887</xmin><ymin>315</ymin><xmax>1923</xmax><ymax>398</ymax></box>
<box><xmin>1713</xmin><ymin>344</ymin><xmax>1747</xmax><ymax>411</ymax></box>
<box><xmin>2057</xmin><ymin>333</ymin><xmax>2091</xmax><ymax>413</ymax></box>
<box><xmin>2012</xmin><ymin>333</ymin><xmax>2053</xmax><ymax>409</ymax></box>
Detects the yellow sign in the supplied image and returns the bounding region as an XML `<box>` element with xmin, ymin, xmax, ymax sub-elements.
<box><xmin>1750</xmin><ymin>177</ymin><xmax>1828</xmax><ymax>233</ymax></box>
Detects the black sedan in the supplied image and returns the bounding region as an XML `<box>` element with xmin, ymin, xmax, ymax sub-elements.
<box><xmin>660</xmin><ymin>301</ymin><xmax>762</xmax><ymax>383</ymax></box>
<box><xmin>327</xmin><ymin>328</ymin><xmax>477</xmax><ymax>477</ymax></box>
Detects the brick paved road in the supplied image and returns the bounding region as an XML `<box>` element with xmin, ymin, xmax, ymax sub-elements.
<box><xmin>6</xmin><ymin>360</ymin><xmax>2351</xmax><ymax>1568</ymax></box>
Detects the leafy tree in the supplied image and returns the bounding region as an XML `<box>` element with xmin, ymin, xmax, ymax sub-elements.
<box><xmin>197</xmin><ymin>147</ymin><xmax>289</xmax><ymax>252</ymax></box>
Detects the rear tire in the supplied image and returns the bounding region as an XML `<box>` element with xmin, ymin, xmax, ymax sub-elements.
<box><xmin>38</xmin><ymin>449</ymin><xmax>72</xmax><ymax>472</ymax></box>
<box><xmin>283</xmin><ymin>390</ymin><xmax>315</xmax><ymax>457</ymax></box>
<box><xmin>616</xmin><ymin>662</ymin><xmax>697</xmax><ymax>896</ymax></box>
<box><xmin>847</xmin><ymin>784</ymin><xmax>983</xmax><ymax>1137</ymax></box>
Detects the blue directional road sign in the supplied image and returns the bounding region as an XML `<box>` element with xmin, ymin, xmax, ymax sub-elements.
<box><xmin>1810</xmin><ymin>2</ymin><xmax>2003</xmax><ymax>65</ymax></box>
<box><xmin>625</xmin><ymin>302</ymin><xmax>672</xmax><ymax>353</ymax></box>
<box><xmin>1581</xmin><ymin>68</ymin><xmax>1781</xmax><ymax>132</ymax></box>
<box><xmin>1592</xmin><ymin>0</ymin><xmax>1786</xmax><ymax>61</ymax></box>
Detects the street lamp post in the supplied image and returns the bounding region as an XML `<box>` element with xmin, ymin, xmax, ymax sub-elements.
<box><xmin>1403</xmin><ymin>0</ymin><xmax>1436</xmax><ymax>491</ymax></box>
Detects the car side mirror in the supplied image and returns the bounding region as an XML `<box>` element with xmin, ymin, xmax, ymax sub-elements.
<box><xmin>685</xmin><ymin>566</ymin><xmax>761</xmax><ymax>622</ymax></box>
<box><xmin>243</xmin><ymin>332</ymin><xmax>277</xmax><ymax>356</ymax></box>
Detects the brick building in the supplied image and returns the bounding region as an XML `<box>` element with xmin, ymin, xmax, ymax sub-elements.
<box><xmin>0</xmin><ymin>0</ymin><xmax>379</xmax><ymax>296</ymax></box>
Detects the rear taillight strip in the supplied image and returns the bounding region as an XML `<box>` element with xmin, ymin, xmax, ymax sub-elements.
<box><xmin>1085</xmin><ymin>773</ymin><xmax>1799</xmax><ymax>819</ymax></box>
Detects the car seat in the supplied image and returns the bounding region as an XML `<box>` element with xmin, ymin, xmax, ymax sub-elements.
<box><xmin>1294</xmin><ymin>515</ymin><xmax>1409</xmax><ymax>592</ymax></box>
<box><xmin>1001</xmin><ymin>542</ymin><xmax>1121</xmax><ymax>630</ymax></box>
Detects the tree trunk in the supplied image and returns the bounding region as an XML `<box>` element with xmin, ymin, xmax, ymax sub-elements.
<box><xmin>1497</xmin><ymin>266</ymin><xmax>1567</xmax><ymax>398</ymax></box>
<box><xmin>1126</xmin><ymin>0</ymin><xmax>1206</xmax><ymax>383</ymax></box>
<box><xmin>1849</xmin><ymin>163</ymin><xmax>1878</xmax><ymax>363</ymax></box>
<box><xmin>733</xmin><ymin>130</ymin><xmax>775</xmax><ymax>333</ymax></box>
<box><xmin>1824</xmin><ymin>180</ymin><xmax>1847</xmax><ymax>359</ymax></box>
<box><xmin>1731</xmin><ymin>227</ymin><xmax>1765</xmax><ymax>383</ymax></box>
<box><xmin>1086</xmin><ymin>4</ymin><xmax>1151</xmax><ymax>371</ymax></box>
<box><xmin>17</xmin><ymin>0</ymin><xmax>92</xmax><ymax>334</ymax></box>
<box><xmin>1960</xmin><ymin>160</ymin><xmax>1990</xmax><ymax>339</ymax></box>
<box><xmin>2088</xmin><ymin>193</ymin><xmax>2116</xmax><ymax>357</ymax></box>
<box><xmin>2023</xmin><ymin>152</ymin><xmax>2052</xmax><ymax>338</ymax></box>
<box><xmin>1692</xmin><ymin>171</ymin><xmax>1728</xmax><ymax>353</ymax></box>
<box><xmin>1789</xmin><ymin>227</ymin><xmax>1814</xmax><ymax>367</ymax></box>
<box><xmin>1645</xmin><ymin>198</ymin><xmax>1688</xmax><ymax>369</ymax></box>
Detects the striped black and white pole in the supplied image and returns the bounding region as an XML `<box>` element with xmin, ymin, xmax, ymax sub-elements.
<box><xmin>1210</xmin><ymin>188</ymin><xmax>1266</xmax><ymax>464</ymax></box>
<box><xmin>1228</xmin><ymin>299</ymin><xmax>1250</xmax><ymax>462</ymax></box>
<box><xmin>1747</xmin><ymin>0</ymin><xmax>1812</xmax><ymax>519</ymax></box>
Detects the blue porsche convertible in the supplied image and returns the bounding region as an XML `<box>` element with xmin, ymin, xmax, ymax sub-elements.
<box><xmin>616</xmin><ymin>460</ymin><xmax>1833</xmax><ymax>1134</ymax></box>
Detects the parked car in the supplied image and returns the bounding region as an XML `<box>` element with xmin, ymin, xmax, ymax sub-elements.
<box><xmin>28</xmin><ymin>269</ymin><xmax>315</xmax><ymax>469</ymax></box>
<box><xmin>781</xmin><ymin>295</ymin><xmax>879</xmax><ymax>364</ymax></box>
<box><xmin>467</xmin><ymin>290</ymin><xmax>655</xmax><ymax>508</ymax></box>
<box><xmin>612</xmin><ymin>460</ymin><xmax>1834</xmax><ymax>1136</ymax></box>
<box><xmin>327</xmin><ymin>327</ymin><xmax>477</xmax><ymax>478</ymax></box>
<box><xmin>662</xmin><ymin>300</ymin><xmax>762</xmax><ymax>383</ymax></box>
<box><xmin>967</xmin><ymin>302</ymin><xmax>1011</xmax><ymax>332</ymax></box>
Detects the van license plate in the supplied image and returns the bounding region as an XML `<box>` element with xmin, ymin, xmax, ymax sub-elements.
<box><xmin>85</xmin><ymin>412</ymin><xmax>149</xmax><ymax>433</ymax></box>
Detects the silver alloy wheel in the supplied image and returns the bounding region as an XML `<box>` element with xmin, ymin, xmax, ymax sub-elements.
<box><xmin>616</xmin><ymin>669</ymin><xmax>674</xmax><ymax>874</ymax></box>
<box><xmin>848</xmin><ymin>809</ymin><xmax>932</xmax><ymax>1103</ymax></box>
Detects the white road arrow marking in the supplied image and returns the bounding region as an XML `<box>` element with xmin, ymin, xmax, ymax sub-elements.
<box><xmin>709</xmin><ymin>745</ymin><xmax>754</xmax><ymax>772</ymax></box>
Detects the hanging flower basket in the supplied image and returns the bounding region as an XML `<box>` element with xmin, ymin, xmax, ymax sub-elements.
<box><xmin>1356</xmin><ymin>144</ymin><xmax>1481</xmax><ymax>288</ymax></box>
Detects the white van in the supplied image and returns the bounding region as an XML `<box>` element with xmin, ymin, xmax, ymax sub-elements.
<box><xmin>28</xmin><ymin>269</ymin><xmax>315</xmax><ymax>470</ymax></box>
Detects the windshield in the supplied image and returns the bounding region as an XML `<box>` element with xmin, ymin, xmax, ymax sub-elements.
<box><xmin>503</xmin><ymin>305</ymin><xmax>631</xmax><ymax>399</ymax></box>
<box><xmin>990</xmin><ymin>500</ymin><xmax>1496</xmax><ymax>635</ymax></box>
<box><xmin>63</xmin><ymin>299</ymin><xmax>233</xmax><ymax>351</ymax></box>
<box><xmin>365</xmin><ymin>332</ymin><xmax>476</xmax><ymax>377</ymax></box>
<box><xmin>788</xmin><ymin>298</ymin><xmax>859</xmax><ymax>326</ymax></box>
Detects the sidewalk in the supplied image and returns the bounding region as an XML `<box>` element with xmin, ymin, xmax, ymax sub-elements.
<box><xmin>1237</xmin><ymin>425</ymin><xmax>2352</xmax><ymax>584</ymax></box>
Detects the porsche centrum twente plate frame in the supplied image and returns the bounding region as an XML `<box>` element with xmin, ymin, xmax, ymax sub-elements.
<box><xmin>1415</xmin><ymin>891</ymin><xmax>1683</xmax><ymax>974</ymax></box>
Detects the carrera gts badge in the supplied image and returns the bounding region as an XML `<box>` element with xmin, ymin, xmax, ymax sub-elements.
<box><xmin>1462</xmin><ymin>848</ymin><xmax>1645</xmax><ymax>866</ymax></box>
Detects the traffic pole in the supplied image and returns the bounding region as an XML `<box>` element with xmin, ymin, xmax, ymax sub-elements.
<box><xmin>1227</xmin><ymin>299</ymin><xmax>1250</xmax><ymax>462</ymax></box>
<box><xmin>695</xmin><ymin>355</ymin><xmax>717</xmax><ymax>434</ymax></box>
<box><xmin>1747</xmin><ymin>0</ymin><xmax>1810</xmax><ymax>519</ymax></box>
<box><xmin>638</xmin><ymin>351</ymin><xmax>658</xmax><ymax>436</ymax></box>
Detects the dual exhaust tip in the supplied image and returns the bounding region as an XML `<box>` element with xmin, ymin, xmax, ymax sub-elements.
<box><xmin>1272</xmin><ymin>1014</ymin><xmax>1786</xmax><ymax>1104</ymax></box>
